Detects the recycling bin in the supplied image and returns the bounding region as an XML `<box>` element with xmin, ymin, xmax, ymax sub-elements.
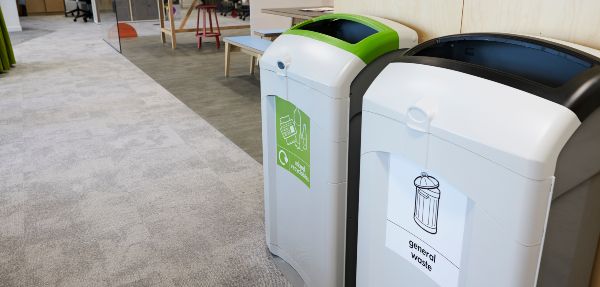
<box><xmin>260</xmin><ymin>13</ymin><xmax>418</xmax><ymax>287</ymax></box>
<box><xmin>355</xmin><ymin>34</ymin><xmax>600</xmax><ymax>287</ymax></box>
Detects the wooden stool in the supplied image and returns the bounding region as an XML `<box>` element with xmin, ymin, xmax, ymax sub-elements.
<box><xmin>195</xmin><ymin>4</ymin><xmax>221</xmax><ymax>49</ymax></box>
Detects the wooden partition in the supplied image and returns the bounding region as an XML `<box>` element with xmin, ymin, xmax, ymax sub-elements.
<box><xmin>335</xmin><ymin>0</ymin><xmax>600</xmax><ymax>50</ymax></box>
<box><xmin>334</xmin><ymin>0</ymin><xmax>463</xmax><ymax>42</ymax></box>
<box><xmin>462</xmin><ymin>0</ymin><xmax>600</xmax><ymax>50</ymax></box>
<box><xmin>25</xmin><ymin>0</ymin><xmax>65</xmax><ymax>14</ymax></box>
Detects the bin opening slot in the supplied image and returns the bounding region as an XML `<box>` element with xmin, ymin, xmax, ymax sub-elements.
<box><xmin>412</xmin><ymin>38</ymin><xmax>594</xmax><ymax>87</ymax></box>
<box><xmin>296</xmin><ymin>19</ymin><xmax>378</xmax><ymax>44</ymax></box>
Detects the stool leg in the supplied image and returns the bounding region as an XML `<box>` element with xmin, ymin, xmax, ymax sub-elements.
<box><xmin>214</xmin><ymin>8</ymin><xmax>221</xmax><ymax>49</ymax></box>
<box><xmin>208</xmin><ymin>9</ymin><xmax>214</xmax><ymax>35</ymax></box>
<box><xmin>215</xmin><ymin>36</ymin><xmax>220</xmax><ymax>49</ymax></box>
<box><xmin>196</xmin><ymin>8</ymin><xmax>201</xmax><ymax>49</ymax></box>
<box><xmin>203</xmin><ymin>8</ymin><xmax>207</xmax><ymax>45</ymax></box>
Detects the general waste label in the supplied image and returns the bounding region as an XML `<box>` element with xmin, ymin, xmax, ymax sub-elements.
<box><xmin>275</xmin><ymin>96</ymin><xmax>310</xmax><ymax>187</ymax></box>
<box><xmin>386</xmin><ymin>155</ymin><xmax>469</xmax><ymax>287</ymax></box>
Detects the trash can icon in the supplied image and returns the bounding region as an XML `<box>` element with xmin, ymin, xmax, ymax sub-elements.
<box><xmin>413</xmin><ymin>172</ymin><xmax>441</xmax><ymax>234</ymax></box>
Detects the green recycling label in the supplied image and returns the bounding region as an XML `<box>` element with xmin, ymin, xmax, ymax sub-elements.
<box><xmin>275</xmin><ymin>96</ymin><xmax>310</xmax><ymax>188</ymax></box>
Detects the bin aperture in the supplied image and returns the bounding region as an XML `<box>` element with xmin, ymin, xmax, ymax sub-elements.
<box><xmin>411</xmin><ymin>37</ymin><xmax>593</xmax><ymax>88</ymax></box>
<box><xmin>402</xmin><ymin>34</ymin><xmax>600</xmax><ymax>120</ymax></box>
<box><xmin>296</xmin><ymin>19</ymin><xmax>378</xmax><ymax>44</ymax></box>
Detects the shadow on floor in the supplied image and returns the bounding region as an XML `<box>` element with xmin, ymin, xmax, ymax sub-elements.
<box><xmin>9</xmin><ymin>26</ymin><xmax>53</xmax><ymax>46</ymax></box>
<box><xmin>121</xmin><ymin>30</ymin><xmax>263</xmax><ymax>162</ymax></box>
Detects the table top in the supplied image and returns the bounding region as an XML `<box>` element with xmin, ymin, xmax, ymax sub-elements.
<box><xmin>253</xmin><ymin>28</ymin><xmax>287</xmax><ymax>37</ymax></box>
<box><xmin>261</xmin><ymin>7</ymin><xmax>334</xmax><ymax>20</ymax></box>
<box><xmin>223</xmin><ymin>36</ymin><xmax>272</xmax><ymax>53</ymax></box>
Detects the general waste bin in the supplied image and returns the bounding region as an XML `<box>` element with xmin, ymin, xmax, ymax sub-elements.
<box><xmin>260</xmin><ymin>14</ymin><xmax>417</xmax><ymax>287</ymax></box>
<box><xmin>355</xmin><ymin>34</ymin><xmax>600</xmax><ymax>287</ymax></box>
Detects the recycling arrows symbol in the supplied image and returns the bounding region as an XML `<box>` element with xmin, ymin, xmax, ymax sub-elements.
<box><xmin>278</xmin><ymin>150</ymin><xmax>289</xmax><ymax>166</ymax></box>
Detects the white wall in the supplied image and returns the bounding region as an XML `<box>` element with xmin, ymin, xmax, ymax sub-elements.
<box><xmin>1</xmin><ymin>0</ymin><xmax>22</xmax><ymax>32</ymax></box>
<box><xmin>250</xmin><ymin>0</ymin><xmax>333</xmax><ymax>33</ymax></box>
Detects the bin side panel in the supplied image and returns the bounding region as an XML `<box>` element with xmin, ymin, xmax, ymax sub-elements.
<box><xmin>288</xmin><ymin>80</ymin><xmax>350</xmax><ymax>185</ymax></box>
<box><xmin>539</xmin><ymin>173</ymin><xmax>600</xmax><ymax>287</ymax></box>
<box><xmin>428</xmin><ymin>135</ymin><xmax>554</xmax><ymax>246</ymax></box>
<box><xmin>261</xmin><ymin>70</ymin><xmax>288</xmax><ymax>248</ymax></box>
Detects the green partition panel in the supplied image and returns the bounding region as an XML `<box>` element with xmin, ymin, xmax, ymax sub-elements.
<box><xmin>0</xmin><ymin>5</ymin><xmax>16</xmax><ymax>72</ymax></box>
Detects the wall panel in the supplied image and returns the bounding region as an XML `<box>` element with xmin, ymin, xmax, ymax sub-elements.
<box><xmin>25</xmin><ymin>0</ymin><xmax>47</xmax><ymax>13</ymax></box>
<box><xmin>462</xmin><ymin>0</ymin><xmax>600</xmax><ymax>50</ymax></box>
<box><xmin>1</xmin><ymin>0</ymin><xmax>22</xmax><ymax>31</ymax></box>
<box><xmin>334</xmin><ymin>0</ymin><xmax>462</xmax><ymax>42</ymax></box>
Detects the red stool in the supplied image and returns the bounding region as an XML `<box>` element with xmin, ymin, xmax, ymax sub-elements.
<box><xmin>195</xmin><ymin>4</ymin><xmax>222</xmax><ymax>49</ymax></box>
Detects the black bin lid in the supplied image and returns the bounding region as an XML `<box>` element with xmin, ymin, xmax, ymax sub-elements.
<box><xmin>398</xmin><ymin>33</ymin><xmax>600</xmax><ymax>121</ymax></box>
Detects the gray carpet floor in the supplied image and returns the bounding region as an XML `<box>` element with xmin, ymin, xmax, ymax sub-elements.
<box><xmin>8</xmin><ymin>15</ymin><xmax>54</xmax><ymax>46</ymax></box>
<box><xmin>120</xmin><ymin>31</ymin><xmax>263</xmax><ymax>163</ymax></box>
<box><xmin>8</xmin><ymin>26</ymin><xmax>52</xmax><ymax>46</ymax></box>
<box><xmin>0</xmin><ymin>15</ymin><xmax>290</xmax><ymax>287</ymax></box>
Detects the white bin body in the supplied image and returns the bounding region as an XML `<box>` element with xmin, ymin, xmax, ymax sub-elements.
<box><xmin>260</xmin><ymin>20</ymin><xmax>418</xmax><ymax>287</ymax></box>
<box><xmin>261</xmin><ymin>35</ymin><xmax>365</xmax><ymax>287</ymax></box>
<box><xmin>356</xmin><ymin>62</ymin><xmax>582</xmax><ymax>287</ymax></box>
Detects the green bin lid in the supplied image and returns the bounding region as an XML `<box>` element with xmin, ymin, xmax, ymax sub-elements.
<box><xmin>284</xmin><ymin>13</ymin><xmax>400</xmax><ymax>64</ymax></box>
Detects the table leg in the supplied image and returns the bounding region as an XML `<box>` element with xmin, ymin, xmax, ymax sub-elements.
<box><xmin>157</xmin><ymin>0</ymin><xmax>166</xmax><ymax>43</ymax></box>
<box><xmin>168</xmin><ymin>0</ymin><xmax>177</xmax><ymax>49</ymax></box>
<box><xmin>225</xmin><ymin>42</ymin><xmax>231</xmax><ymax>77</ymax></box>
<box><xmin>292</xmin><ymin>17</ymin><xmax>301</xmax><ymax>25</ymax></box>
<box><xmin>250</xmin><ymin>56</ymin><xmax>256</xmax><ymax>75</ymax></box>
<box><xmin>257</xmin><ymin>56</ymin><xmax>262</xmax><ymax>79</ymax></box>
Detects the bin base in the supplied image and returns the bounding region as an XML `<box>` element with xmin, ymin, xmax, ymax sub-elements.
<box><xmin>267</xmin><ymin>244</ymin><xmax>307</xmax><ymax>287</ymax></box>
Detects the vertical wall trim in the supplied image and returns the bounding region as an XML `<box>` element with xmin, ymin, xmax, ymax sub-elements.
<box><xmin>459</xmin><ymin>0</ymin><xmax>465</xmax><ymax>33</ymax></box>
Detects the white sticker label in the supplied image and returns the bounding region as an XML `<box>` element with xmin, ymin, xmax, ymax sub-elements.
<box><xmin>386</xmin><ymin>155</ymin><xmax>469</xmax><ymax>287</ymax></box>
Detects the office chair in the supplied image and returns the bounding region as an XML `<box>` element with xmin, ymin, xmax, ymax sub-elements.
<box><xmin>239</xmin><ymin>0</ymin><xmax>249</xmax><ymax>21</ymax></box>
<box><xmin>66</xmin><ymin>0</ymin><xmax>92</xmax><ymax>22</ymax></box>
<box><xmin>219</xmin><ymin>0</ymin><xmax>238</xmax><ymax>17</ymax></box>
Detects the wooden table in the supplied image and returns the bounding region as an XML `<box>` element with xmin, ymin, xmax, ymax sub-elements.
<box><xmin>157</xmin><ymin>0</ymin><xmax>250</xmax><ymax>49</ymax></box>
<box><xmin>253</xmin><ymin>28</ymin><xmax>286</xmax><ymax>40</ymax></box>
<box><xmin>261</xmin><ymin>7</ymin><xmax>333</xmax><ymax>25</ymax></box>
<box><xmin>223</xmin><ymin>36</ymin><xmax>272</xmax><ymax>76</ymax></box>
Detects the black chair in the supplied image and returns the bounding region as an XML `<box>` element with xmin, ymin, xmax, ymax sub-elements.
<box><xmin>219</xmin><ymin>0</ymin><xmax>238</xmax><ymax>17</ymax></box>
<box><xmin>66</xmin><ymin>0</ymin><xmax>93</xmax><ymax>22</ymax></box>
<box><xmin>239</xmin><ymin>0</ymin><xmax>249</xmax><ymax>21</ymax></box>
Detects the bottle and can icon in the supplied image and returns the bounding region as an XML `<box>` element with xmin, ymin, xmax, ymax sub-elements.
<box><xmin>413</xmin><ymin>172</ymin><xmax>441</xmax><ymax>234</ymax></box>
